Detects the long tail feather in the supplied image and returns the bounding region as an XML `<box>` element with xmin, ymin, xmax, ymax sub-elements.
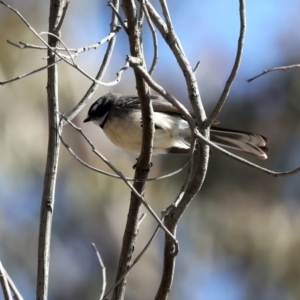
<box><xmin>210</xmin><ymin>127</ymin><xmax>268</xmax><ymax>159</ymax></box>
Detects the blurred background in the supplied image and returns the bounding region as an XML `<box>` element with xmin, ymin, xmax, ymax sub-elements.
<box><xmin>1</xmin><ymin>1</ymin><xmax>300</xmax><ymax>299</ymax></box>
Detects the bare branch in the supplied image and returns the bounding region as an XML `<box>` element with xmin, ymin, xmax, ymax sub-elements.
<box><xmin>108</xmin><ymin>2</ymin><xmax>129</xmax><ymax>34</ymax></box>
<box><xmin>137</xmin><ymin>0</ymin><xmax>145</xmax><ymax>29</ymax></box>
<box><xmin>0</xmin><ymin>1</ymin><xmax>63</xmax><ymax>63</ymax></box>
<box><xmin>0</xmin><ymin>57</ymin><xmax>127</xmax><ymax>87</ymax></box>
<box><xmin>40</xmin><ymin>31</ymin><xmax>76</xmax><ymax>65</ymax></box>
<box><xmin>4</xmin><ymin>270</ymin><xmax>24</xmax><ymax>300</ymax></box>
<box><xmin>1</xmin><ymin>26</ymin><xmax>124</xmax><ymax>86</ymax></box>
<box><xmin>138</xmin><ymin>213</ymin><xmax>147</xmax><ymax>226</ymax></box>
<box><xmin>140</xmin><ymin>0</ymin><xmax>159</xmax><ymax>75</ymax></box>
<box><xmin>146</xmin><ymin>0</ymin><xmax>206</xmax><ymax>126</ymax></box>
<box><xmin>37</xmin><ymin>31</ymin><xmax>124</xmax><ymax>86</ymax></box>
<box><xmin>0</xmin><ymin>60</ymin><xmax>60</xmax><ymax>85</ymax></box>
<box><xmin>170</xmin><ymin>137</ymin><xmax>197</xmax><ymax>208</ymax></box>
<box><xmin>36</xmin><ymin>1</ymin><xmax>64</xmax><ymax>299</ymax></box>
<box><xmin>111</xmin><ymin>1</ymin><xmax>157</xmax><ymax>298</ymax></box>
<box><xmin>1</xmin><ymin>14</ymin><xmax>124</xmax><ymax>87</ymax></box>
<box><xmin>91</xmin><ymin>244</ymin><xmax>107</xmax><ymax>300</ymax></box>
<box><xmin>204</xmin><ymin>0</ymin><xmax>246</xmax><ymax>128</ymax></box>
<box><xmin>0</xmin><ymin>262</ymin><xmax>12</xmax><ymax>300</ymax></box>
<box><xmin>7</xmin><ymin>39</ymin><xmax>80</xmax><ymax>52</ymax></box>
<box><xmin>192</xmin><ymin>61</ymin><xmax>200</xmax><ymax>73</ymax></box>
<box><xmin>248</xmin><ymin>64</ymin><xmax>300</xmax><ymax>82</ymax></box>
<box><xmin>0</xmin><ymin>1</ymin><xmax>127</xmax><ymax>87</ymax></box>
<box><xmin>7</xmin><ymin>25</ymin><xmax>122</xmax><ymax>53</ymax></box>
<box><xmin>0</xmin><ymin>265</ymin><xmax>24</xmax><ymax>300</ymax></box>
<box><xmin>53</xmin><ymin>0</ymin><xmax>69</xmax><ymax>34</ymax></box>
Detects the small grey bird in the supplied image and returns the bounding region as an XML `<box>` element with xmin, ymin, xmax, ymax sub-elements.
<box><xmin>84</xmin><ymin>93</ymin><xmax>268</xmax><ymax>159</ymax></box>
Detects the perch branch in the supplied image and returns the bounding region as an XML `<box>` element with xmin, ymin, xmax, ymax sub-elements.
<box><xmin>111</xmin><ymin>1</ymin><xmax>156</xmax><ymax>299</ymax></box>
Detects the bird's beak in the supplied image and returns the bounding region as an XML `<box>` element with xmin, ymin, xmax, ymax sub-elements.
<box><xmin>83</xmin><ymin>116</ymin><xmax>91</xmax><ymax>123</ymax></box>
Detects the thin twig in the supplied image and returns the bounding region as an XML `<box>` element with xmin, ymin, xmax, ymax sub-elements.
<box><xmin>0</xmin><ymin>1</ymin><xmax>122</xmax><ymax>86</ymax></box>
<box><xmin>91</xmin><ymin>244</ymin><xmax>107</xmax><ymax>300</ymax></box>
<box><xmin>203</xmin><ymin>0</ymin><xmax>246</xmax><ymax>128</ymax></box>
<box><xmin>171</xmin><ymin>137</ymin><xmax>196</xmax><ymax>208</ymax></box>
<box><xmin>146</xmin><ymin>0</ymin><xmax>206</xmax><ymax>124</ymax></box>
<box><xmin>137</xmin><ymin>1</ymin><xmax>145</xmax><ymax>29</ymax></box>
<box><xmin>0</xmin><ymin>60</ymin><xmax>60</xmax><ymax>85</ymax></box>
<box><xmin>4</xmin><ymin>270</ymin><xmax>24</xmax><ymax>300</ymax></box>
<box><xmin>2</xmin><ymin>27</ymin><xmax>124</xmax><ymax>85</ymax></box>
<box><xmin>0</xmin><ymin>2</ymin><xmax>125</xmax><ymax>87</ymax></box>
<box><xmin>138</xmin><ymin>213</ymin><xmax>147</xmax><ymax>226</ymax></box>
<box><xmin>0</xmin><ymin>49</ymin><xmax>128</xmax><ymax>86</ymax></box>
<box><xmin>40</xmin><ymin>31</ymin><xmax>76</xmax><ymax>65</ymax></box>
<box><xmin>247</xmin><ymin>64</ymin><xmax>300</xmax><ymax>82</ymax></box>
<box><xmin>68</xmin><ymin>26</ymin><xmax>124</xmax><ymax>54</ymax></box>
<box><xmin>193</xmin><ymin>61</ymin><xmax>200</xmax><ymax>73</ymax></box>
<box><xmin>7</xmin><ymin>25</ymin><xmax>122</xmax><ymax>54</ymax></box>
<box><xmin>108</xmin><ymin>2</ymin><xmax>129</xmax><ymax>34</ymax></box>
<box><xmin>0</xmin><ymin>261</ymin><xmax>12</xmax><ymax>300</ymax></box>
<box><xmin>159</xmin><ymin>0</ymin><xmax>173</xmax><ymax>33</ymax></box>
<box><xmin>0</xmin><ymin>58</ymin><xmax>126</xmax><ymax>87</ymax></box>
<box><xmin>36</xmin><ymin>31</ymin><xmax>121</xmax><ymax>86</ymax></box>
<box><xmin>144</xmin><ymin>0</ymin><xmax>168</xmax><ymax>35</ymax></box>
<box><xmin>7</xmin><ymin>40</ymin><xmax>75</xmax><ymax>51</ymax></box>
<box><xmin>0</xmin><ymin>1</ymin><xmax>61</xmax><ymax>61</ymax></box>
<box><xmin>140</xmin><ymin>0</ymin><xmax>158</xmax><ymax>75</ymax></box>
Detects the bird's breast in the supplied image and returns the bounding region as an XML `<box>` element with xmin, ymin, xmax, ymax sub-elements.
<box><xmin>102</xmin><ymin>109</ymin><xmax>190</xmax><ymax>154</ymax></box>
<box><xmin>103</xmin><ymin>110</ymin><xmax>143</xmax><ymax>153</ymax></box>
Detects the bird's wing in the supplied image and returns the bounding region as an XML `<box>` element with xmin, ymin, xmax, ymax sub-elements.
<box><xmin>115</xmin><ymin>95</ymin><xmax>219</xmax><ymax>124</ymax></box>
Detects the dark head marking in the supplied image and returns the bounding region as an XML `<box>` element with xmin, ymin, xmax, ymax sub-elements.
<box><xmin>84</xmin><ymin>96</ymin><xmax>113</xmax><ymax>127</ymax></box>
